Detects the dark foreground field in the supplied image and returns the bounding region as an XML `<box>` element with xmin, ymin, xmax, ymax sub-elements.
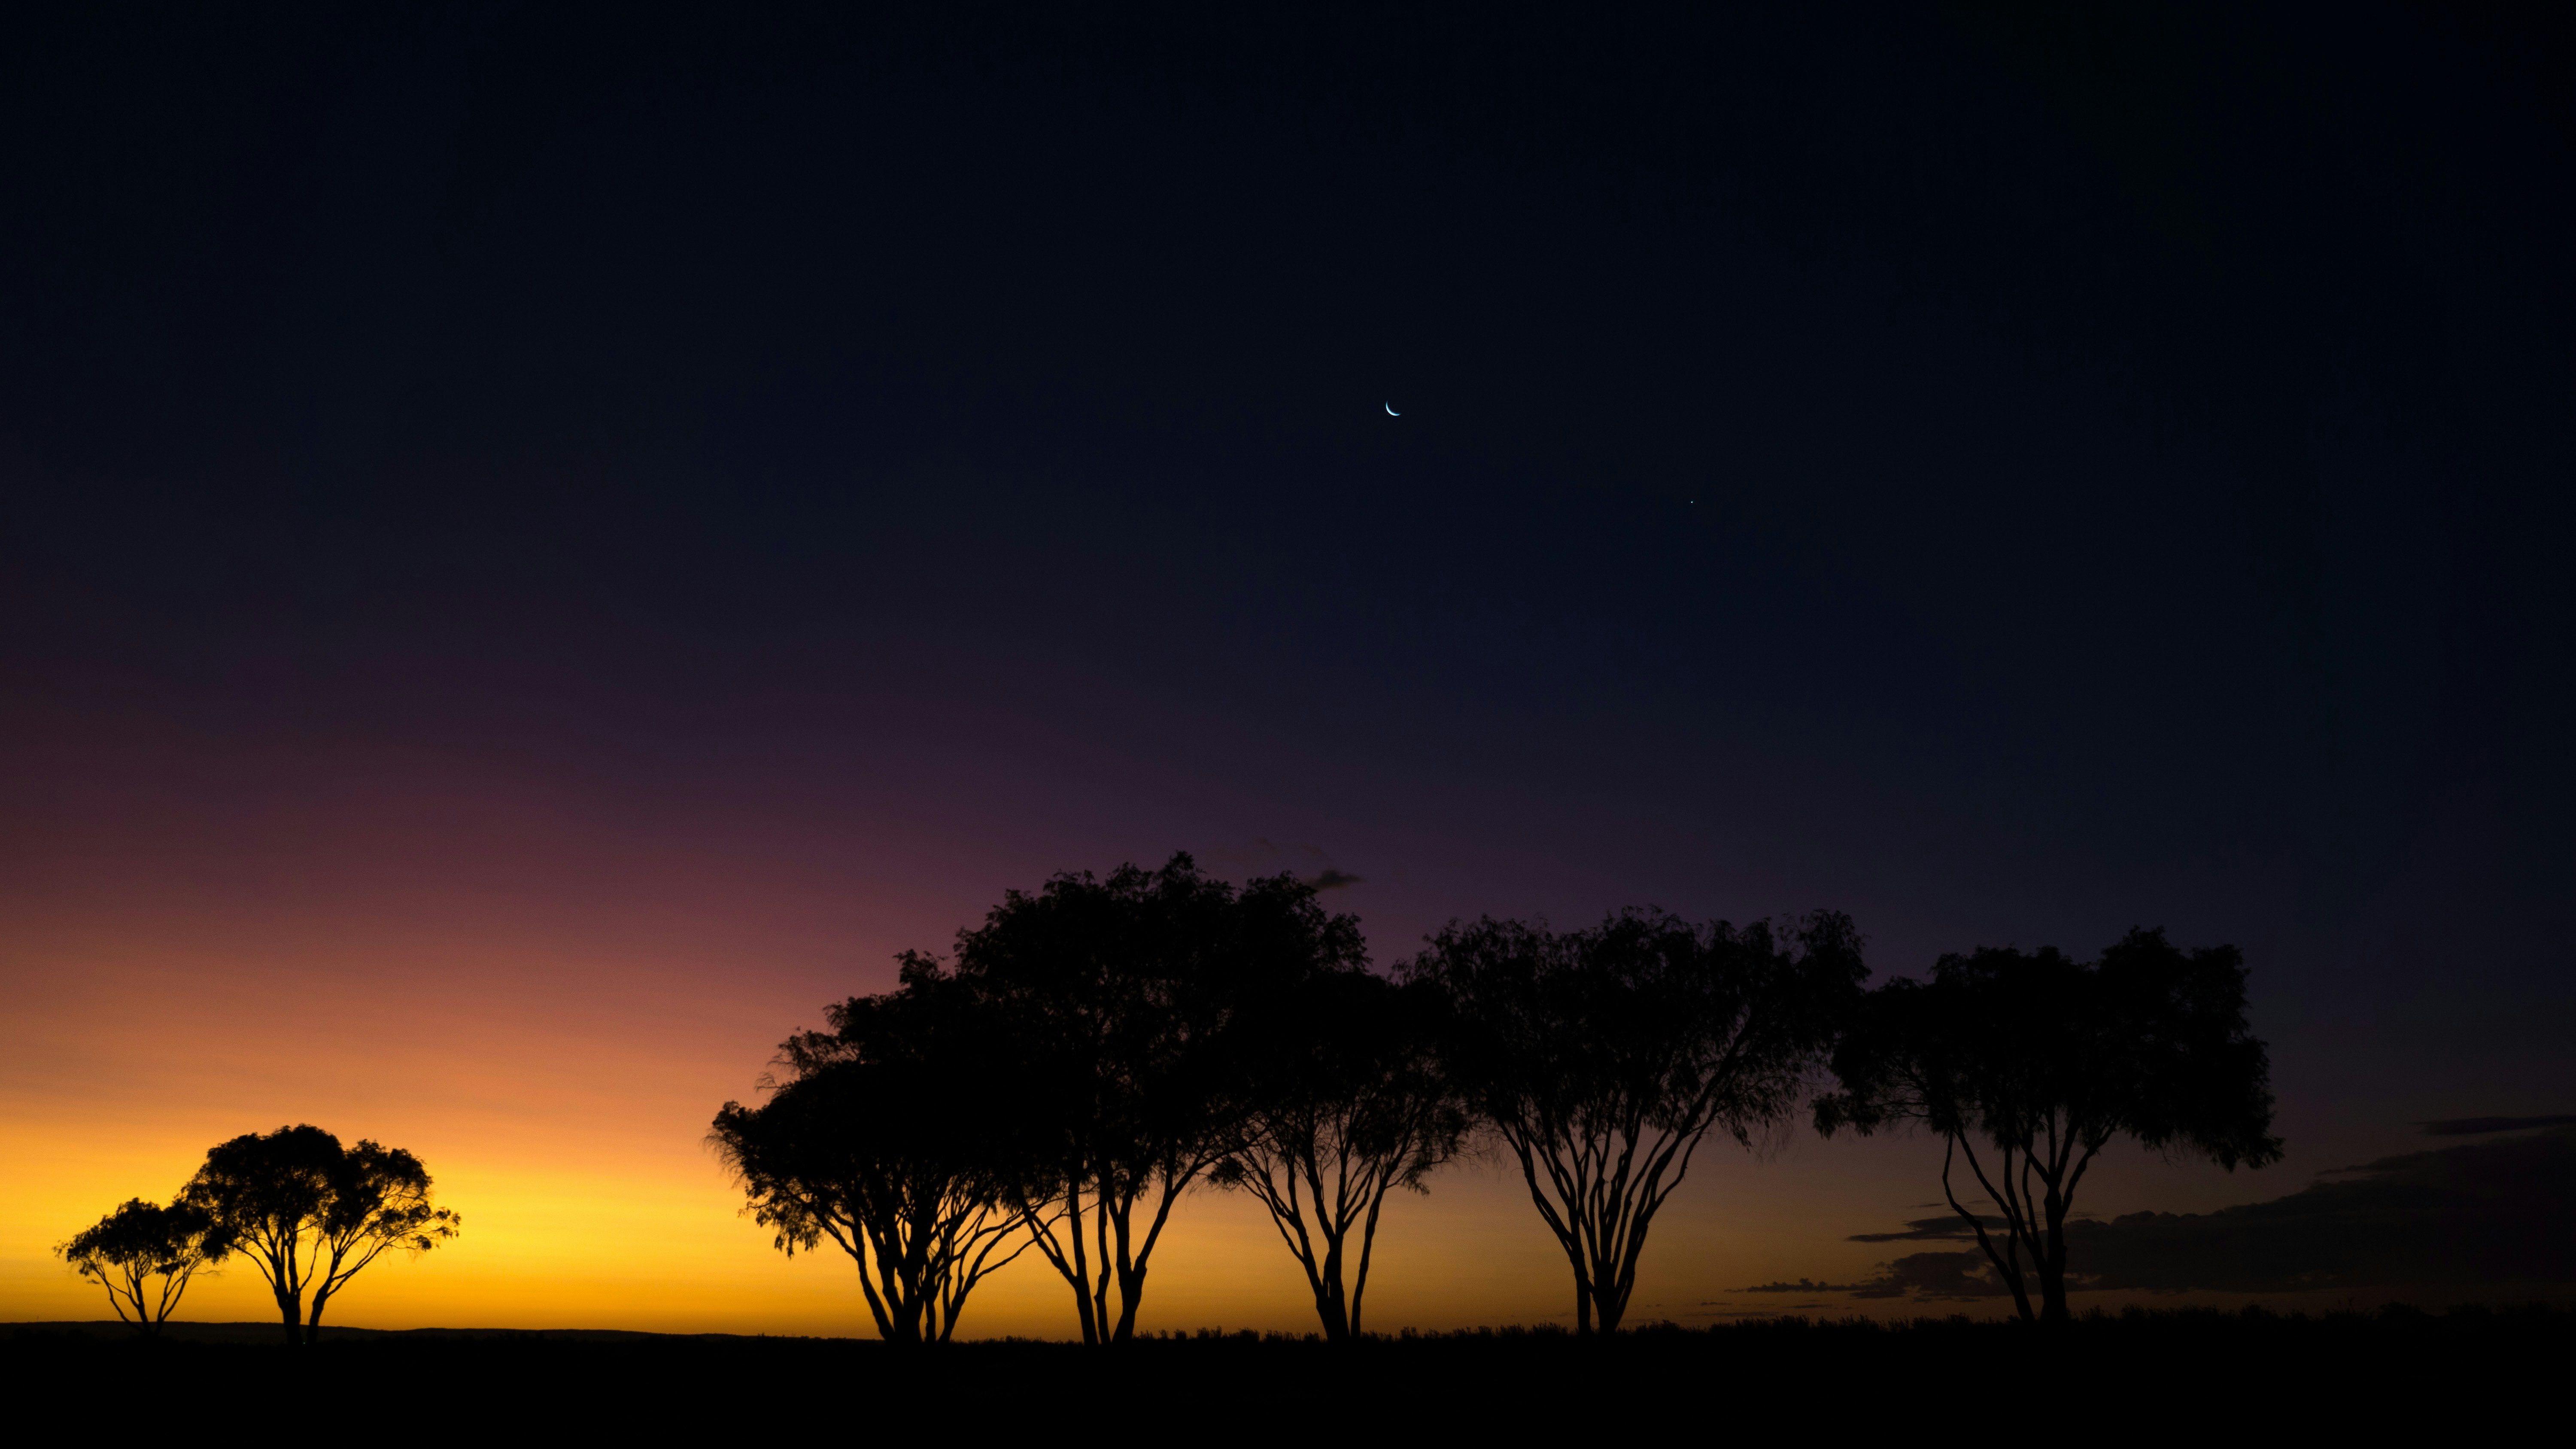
<box><xmin>6</xmin><ymin>1306</ymin><xmax>2566</xmax><ymax>1432</ymax></box>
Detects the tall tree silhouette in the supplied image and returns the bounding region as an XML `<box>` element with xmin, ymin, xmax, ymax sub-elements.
<box><xmin>1815</xmin><ymin>928</ymin><xmax>2281</xmax><ymax>1322</ymax></box>
<box><xmin>712</xmin><ymin>960</ymin><xmax>1033</xmax><ymax>1343</ymax></box>
<box><xmin>1405</xmin><ymin>908</ymin><xmax>1864</xmax><ymax>1334</ymax></box>
<box><xmin>1213</xmin><ymin>969</ymin><xmax>1468</xmax><ymax>1341</ymax></box>
<box><xmin>181</xmin><ymin>1125</ymin><xmax>460</xmax><ymax>1345</ymax></box>
<box><xmin>56</xmin><ymin>1197</ymin><xmax>226</xmax><ymax>1334</ymax></box>
<box><xmin>930</xmin><ymin>854</ymin><xmax>1347</xmax><ymax>1344</ymax></box>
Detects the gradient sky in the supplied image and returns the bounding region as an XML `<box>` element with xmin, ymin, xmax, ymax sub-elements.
<box><xmin>3</xmin><ymin>3</ymin><xmax>2570</xmax><ymax>1335</ymax></box>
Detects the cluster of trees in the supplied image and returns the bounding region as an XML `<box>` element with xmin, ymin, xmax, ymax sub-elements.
<box><xmin>714</xmin><ymin>854</ymin><xmax>2281</xmax><ymax>1340</ymax></box>
<box><xmin>55</xmin><ymin>1125</ymin><xmax>459</xmax><ymax>1343</ymax></box>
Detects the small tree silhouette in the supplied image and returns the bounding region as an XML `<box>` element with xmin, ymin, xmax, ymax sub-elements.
<box><xmin>1213</xmin><ymin>969</ymin><xmax>1468</xmax><ymax>1341</ymax></box>
<box><xmin>1406</xmin><ymin>909</ymin><xmax>1864</xmax><ymax>1333</ymax></box>
<box><xmin>713</xmin><ymin>961</ymin><xmax>1034</xmax><ymax>1343</ymax></box>
<box><xmin>56</xmin><ymin>1197</ymin><xmax>226</xmax><ymax>1334</ymax></box>
<box><xmin>182</xmin><ymin>1125</ymin><xmax>460</xmax><ymax>1344</ymax></box>
<box><xmin>1815</xmin><ymin>929</ymin><xmax>2281</xmax><ymax>1322</ymax></box>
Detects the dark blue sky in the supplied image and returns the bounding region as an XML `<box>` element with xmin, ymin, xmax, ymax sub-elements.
<box><xmin>4</xmin><ymin>2</ymin><xmax>2570</xmax><ymax>1170</ymax></box>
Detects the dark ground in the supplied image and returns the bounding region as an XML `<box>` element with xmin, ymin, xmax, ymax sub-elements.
<box><xmin>4</xmin><ymin>1307</ymin><xmax>2564</xmax><ymax>1431</ymax></box>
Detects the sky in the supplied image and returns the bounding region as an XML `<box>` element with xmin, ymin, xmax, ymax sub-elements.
<box><xmin>3</xmin><ymin>2</ymin><xmax>2570</xmax><ymax>1335</ymax></box>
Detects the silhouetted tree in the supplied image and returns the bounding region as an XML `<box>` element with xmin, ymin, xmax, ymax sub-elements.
<box><xmin>1405</xmin><ymin>908</ymin><xmax>1865</xmax><ymax>1334</ymax></box>
<box><xmin>56</xmin><ymin>1197</ymin><xmax>227</xmax><ymax>1334</ymax></box>
<box><xmin>930</xmin><ymin>854</ymin><xmax>1346</xmax><ymax>1343</ymax></box>
<box><xmin>712</xmin><ymin>960</ymin><xmax>1033</xmax><ymax>1343</ymax></box>
<box><xmin>1814</xmin><ymin>928</ymin><xmax>2281</xmax><ymax>1323</ymax></box>
<box><xmin>182</xmin><ymin>1125</ymin><xmax>460</xmax><ymax>1344</ymax></box>
<box><xmin>1212</xmin><ymin>969</ymin><xmax>1468</xmax><ymax>1341</ymax></box>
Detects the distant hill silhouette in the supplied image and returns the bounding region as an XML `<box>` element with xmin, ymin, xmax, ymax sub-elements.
<box><xmin>3</xmin><ymin>1322</ymin><xmax>790</xmax><ymax>1345</ymax></box>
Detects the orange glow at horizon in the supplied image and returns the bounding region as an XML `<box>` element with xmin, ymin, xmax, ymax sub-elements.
<box><xmin>0</xmin><ymin>919</ymin><xmax>1824</xmax><ymax>1337</ymax></box>
<box><xmin>1</xmin><ymin>730</ymin><xmax>2273</xmax><ymax>1336</ymax></box>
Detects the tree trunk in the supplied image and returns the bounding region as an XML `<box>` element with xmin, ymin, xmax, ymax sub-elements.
<box><xmin>2038</xmin><ymin>1191</ymin><xmax>2071</xmax><ymax>1323</ymax></box>
<box><xmin>1306</xmin><ymin>1273</ymin><xmax>1349</xmax><ymax>1340</ymax></box>
<box><xmin>1349</xmin><ymin>1188</ymin><xmax>1390</xmax><ymax>1339</ymax></box>
<box><xmin>1945</xmin><ymin>1135</ymin><xmax>2035</xmax><ymax>1322</ymax></box>
<box><xmin>277</xmin><ymin>1293</ymin><xmax>303</xmax><ymax>1346</ymax></box>
<box><xmin>306</xmin><ymin>1290</ymin><xmax>330</xmax><ymax>1345</ymax></box>
<box><xmin>1313</xmin><ymin>1228</ymin><xmax>1350</xmax><ymax>1341</ymax></box>
<box><xmin>1311</xmin><ymin>1268</ymin><xmax>1349</xmax><ymax>1342</ymax></box>
<box><xmin>1056</xmin><ymin>1180</ymin><xmax>1102</xmax><ymax>1346</ymax></box>
<box><xmin>1112</xmin><ymin>1258</ymin><xmax>1145</xmax><ymax>1342</ymax></box>
<box><xmin>1593</xmin><ymin>1282</ymin><xmax>1628</xmax><ymax>1335</ymax></box>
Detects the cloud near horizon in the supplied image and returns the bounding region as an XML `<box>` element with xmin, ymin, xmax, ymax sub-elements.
<box><xmin>1846</xmin><ymin>1215</ymin><xmax>2008</xmax><ymax>1244</ymax></box>
<box><xmin>1744</xmin><ymin>1125</ymin><xmax>2576</xmax><ymax>1302</ymax></box>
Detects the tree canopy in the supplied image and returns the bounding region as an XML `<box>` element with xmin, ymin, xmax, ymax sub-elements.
<box><xmin>1814</xmin><ymin>928</ymin><xmax>2281</xmax><ymax>1322</ymax></box>
<box><xmin>182</xmin><ymin>1124</ymin><xmax>460</xmax><ymax>1344</ymax></box>
<box><xmin>56</xmin><ymin>1197</ymin><xmax>226</xmax><ymax>1334</ymax></box>
<box><xmin>1405</xmin><ymin>908</ymin><xmax>1865</xmax><ymax>1333</ymax></box>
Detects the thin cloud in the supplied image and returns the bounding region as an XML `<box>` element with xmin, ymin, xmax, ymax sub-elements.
<box><xmin>1306</xmin><ymin>867</ymin><xmax>1363</xmax><ymax>891</ymax></box>
<box><xmin>1846</xmin><ymin>1215</ymin><xmax>2005</xmax><ymax>1242</ymax></box>
<box><xmin>2417</xmin><ymin>1114</ymin><xmax>2576</xmax><ymax>1136</ymax></box>
<box><xmin>1734</xmin><ymin>1259</ymin><xmax>2009</xmax><ymax>1302</ymax></box>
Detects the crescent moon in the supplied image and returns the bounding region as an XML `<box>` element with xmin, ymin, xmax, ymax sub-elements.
<box><xmin>1384</xmin><ymin>402</ymin><xmax>1400</xmax><ymax>416</ymax></box>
